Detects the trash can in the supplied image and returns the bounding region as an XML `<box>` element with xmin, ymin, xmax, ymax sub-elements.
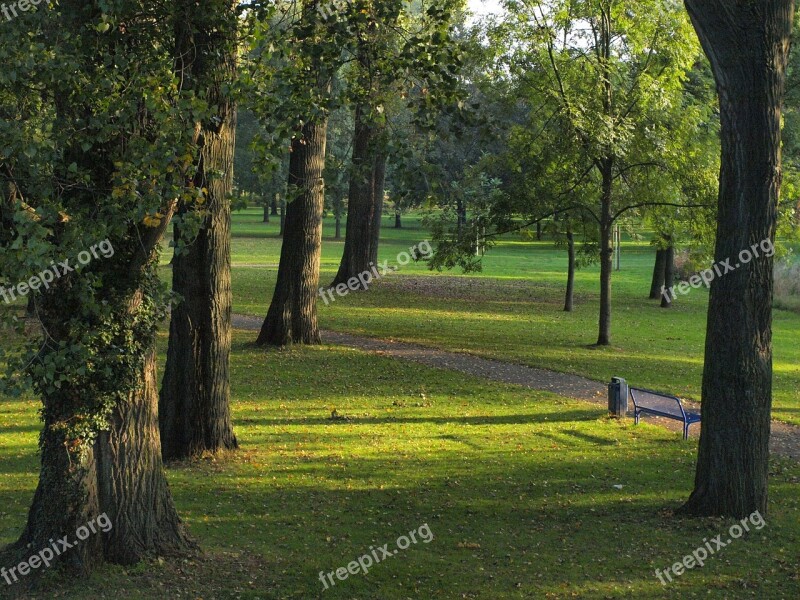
<box><xmin>608</xmin><ymin>377</ymin><xmax>629</xmax><ymax>418</ymax></box>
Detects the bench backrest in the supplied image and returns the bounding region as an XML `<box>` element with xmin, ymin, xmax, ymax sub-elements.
<box><xmin>629</xmin><ymin>387</ymin><xmax>687</xmax><ymax>419</ymax></box>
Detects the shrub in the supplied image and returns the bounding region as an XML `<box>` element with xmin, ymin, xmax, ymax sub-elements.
<box><xmin>774</xmin><ymin>258</ymin><xmax>800</xmax><ymax>313</ymax></box>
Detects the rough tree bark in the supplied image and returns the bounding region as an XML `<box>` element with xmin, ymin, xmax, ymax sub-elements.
<box><xmin>649</xmin><ymin>248</ymin><xmax>667</xmax><ymax>299</ymax></box>
<box><xmin>160</xmin><ymin>0</ymin><xmax>239</xmax><ymax>460</ymax></box>
<box><xmin>257</xmin><ymin>117</ymin><xmax>328</xmax><ymax>346</ymax></box>
<box><xmin>564</xmin><ymin>228</ymin><xmax>575</xmax><ymax>312</ymax></box>
<box><xmin>331</xmin><ymin>104</ymin><xmax>384</xmax><ymax>286</ymax></box>
<box><xmin>678</xmin><ymin>0</ymin><xmax>794</xmax><ymax>518</ymax></box>
<box><xmin>4</xmin><ymin>0</ymin><xmax>197</xmax><ymax>575</ymax></box>
<box><xmin>10</xmin><ymin>210</ymin><xmax>195</xmax><ymax>574</ymax></box>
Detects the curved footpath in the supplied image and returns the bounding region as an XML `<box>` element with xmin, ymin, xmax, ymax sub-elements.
<box><xmin>233</xmin><ymin>314</ymin><xmax>800</xmax><ymax>462</ymax></box>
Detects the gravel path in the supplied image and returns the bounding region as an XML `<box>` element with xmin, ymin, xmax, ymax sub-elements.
<box><xmin>233</xmin><ymin>314</ymin><xmax>800</xmax><ymax>462</ymax></box>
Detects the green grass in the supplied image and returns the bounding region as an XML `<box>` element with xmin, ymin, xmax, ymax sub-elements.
<box><xmin>228</xmin><ymin>208</ymin><xmax>800</xmax><ymax>427</ymax></box>
<box><xmin>1</xmin><ymin>333</ymin><xmax>798</xmax><ymax>598</ymax></box>
<box><xmin>1</xmin><ymin>209</ymin><xmax>798</xmax><ymax>598</ymax></box>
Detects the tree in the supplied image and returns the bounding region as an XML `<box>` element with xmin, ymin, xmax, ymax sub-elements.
<box><xmin>1</xmin><ymin>0</ymin><xmax>196</xmax><ymax>573</ymax></box>
<box><xmin>678</xmin><ymin>0</ymin><xmax>795</xmax><ymax>519</ymax></box>
<box><xmin>250</xmin><ymin>0</ymin><xmax>335</xmax><ymax>345</ymax></box>
<box><xmin>331</xmin><ymin>0</ymin><xmax>467</xmax><ymax>286</ymax></box>
<box><xmin>159</xmin><ymin>0</ymin><xmax>239</xmax><ymax>460</ymax></box>
<box><xmin>499</xmin><ymin>0</ymin><xmax>703</xmax><ymax>345</ymax></box>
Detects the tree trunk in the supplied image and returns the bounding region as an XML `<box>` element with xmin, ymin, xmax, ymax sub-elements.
<box><xmin>332</xmin><ymin>104</ymin><xmax>382</xmax><ymax>287</ymax></box>
<box><xmin>160</xmin><ymin>0</ymin><xmax>238</xmax><ymax>461</ymax></box>
<box><xmin>394</xmin><ymin>203</ymin><xmax>402</xmax><ymax>229</ymax></box>
<box><xmin>536</xmin><ymin>221</ymin><xmax>542</xmax><ymax>241</ymax></box>
<box><xmin>368</xmin><ymin>150</ymin><xmax>388</xmax><ymax>265</ymax></box>
<box><xmin>597</xmin><ymin>158</ymin><xmax>614</xmax><ymax>346</ymax></box>
<box><xmin>13</xmin><ymin>342</ymin><xmax>195</xmax><ymax>572</ymax></box>
<box><xmin>334</xmin><ymin>196</ymin><xmax>342</xmax><ymax>240</ymax></box>
<box><xmin>649</xmin><ymin>248</ymin><xmax>667</xmax><ymax>299</ymax></box>
<box><xmin>678</xmin><ymin>0</ymin><xmax>794</xmax><ymax>519</ymax></box>
<box><xmin>279</xmin><ymin>196</ymin><xmax>286</xmax><ymax>236</ymax></box>
<box><xmin>660</xmin><ymin>242</ymin><xmax>675</xmax><ymax>309</ymax></box>
<box><xmin>270</xmin><ymin>193</ymin><xmax>279</xmax><ymax>216</ymax></box>
<box><xmin>564</xmin><ymin>229</ymin><xmax>575</xmax><ymax>312</ymax></box>
<box><xmin>456</xmin><ymin>198</ymin><xmax>466</xmax><ymax>236</ymax></box>
<box><xmin>257</xmin><ymin>118</ymin><xmax>327</xmax><ymax>346</ymax></box>
<box><xmin>5</xmin><ymin>0</ymin><xmax>198</xmax><ymax>576</ymax></box>
<box><xmin>263</xmin><ymin>202</ymin><xmax>270</xmax><ymax>223</ymax></box>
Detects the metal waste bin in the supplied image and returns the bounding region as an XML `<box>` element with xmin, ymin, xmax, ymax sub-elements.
<box><xmin>608</xmin><ymin>377</ymin><xmax>629</xmax><ymax>418</ymax></box>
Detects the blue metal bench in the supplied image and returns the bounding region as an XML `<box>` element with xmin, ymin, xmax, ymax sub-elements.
<box><xmin>629</xmin><ymin>387</ymin><xmax>701</xmax><ymax>440</ymax></box>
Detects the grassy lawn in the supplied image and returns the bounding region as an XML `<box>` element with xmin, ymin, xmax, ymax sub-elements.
<box><xmin>1</xmin><ymin>332</ymin><xmax>798</xmax><ymax>599</ymax></box>
<box><xmin>229</xmin><ymin>209</ymin><xmax>800</xmax><ymax>427</ymax></box>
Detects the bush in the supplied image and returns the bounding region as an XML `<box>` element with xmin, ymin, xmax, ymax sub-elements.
<box><xmin>774</xmin><ymin>258</ymin><xmax>800</xmax><ymax>313</ymax></box>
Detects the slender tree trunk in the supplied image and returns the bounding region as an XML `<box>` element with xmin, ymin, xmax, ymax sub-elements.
<box><xmin>660</xmin><ymin>242</ymin><xmax>675</xmax><ymax>309</ymax></box>
<box><xmin>332</xmin><ymin>105</ymin><xmax>381</xmax><ymax>286</ymax></box>
<box><xmin>564</xmin><ymin>229</ymin><xmax>575</xmax><ymax>312</ymax></box>
<box><xmin>257</xmin><ymin>118</ymin><xmax>328</xmax><ymax>346</ymax></box>
<box><xmin>271</xmin><ymin>194</ymin><xmax>279</xmax><ymax>216</ymax></box>
<box><xmin>368</xmin><ymin>150</ymin><xmax>387</xmax><ymax>265</ymax></box>
<box><xmin>536</xmin><ymin>221</ymin><xmax>542</xmax><ymax>241</ymax></box>
<box><xmin>597</xmin><ymin>158</ymin><xmax>614</xmax><ymax>346</ymax></box>
<box><xmin>678</xmin><ymin>0</ymin><xmax>794</xmax><ymax>519</ymax></box>
<box><xmin>456</xmin><ymin>198</ymin><xmax>466</xmax><ymax>236</ymax></box>
<box><xmin>394</xmin><ymin>202</ymin><xmax>402</xmax><ymax>229</ymax></box>
<box><xmin>649</xmin><ymin>248</ymin><xmax>667</xmax><ymax>299</ymax></box>
<box><xmin>334</xmin><ymin>196</ymin><xmax>342</xmax><ymax>239</ymax></box>
<box><xmin>263</xmin><ymin>202</ymin><xmax>270</xmax><ymax>223</ymax></box>
<box><xmin>279</xmin><ymin>196</ymin><xmax>286</xmax><ymax>236</ymax></box>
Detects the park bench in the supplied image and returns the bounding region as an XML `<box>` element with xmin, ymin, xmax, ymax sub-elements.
<box><xmin>629</xmin><ymin>387</ymin><xmax>701</xmax><ymax>440</ymax></box>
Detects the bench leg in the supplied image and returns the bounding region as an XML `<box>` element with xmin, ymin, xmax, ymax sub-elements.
<box><xmin>683</xmin><ymin>423</ymin><xmax>689</xmax><ymax>440</ymax></box>
<box><xmin>634</xmin><ymin>411</ymin><xmax>640</xmax><ymax>425</ymax></box>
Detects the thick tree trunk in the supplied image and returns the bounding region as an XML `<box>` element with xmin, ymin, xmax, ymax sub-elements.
<box><xmin>660</xmin><ymin>243</ymin><xmax>675</xmax><ymax>309</ymax></box>
<box><xmin>649</xmin><ymin>248</ymin><xmax>667</xmax><ymax>299</ymax></box>
<box><xmin>564</xmin><ymin>229</ymin><xmax>575</xmax><ymax>312</ymax></box>
<box><xmin>332</xmin><ymin>105</ymin><xmax>382</xmax><ymax>286</ymax></box>
<box><xmin>678</xmin><ymin>0</ymin><xmax>794</xmax><ymax>519</ymax></box>
<box><xmin>160</xmin><ymin>0</ymin><xmax>238</xmax><ymax>461</ymax></box>
<box><xmin>12</xmin><ymin>282</ymin><xmax>195</xmax><ymax>574</ymax></box>
<box><xmin>597</xmin><ymin>158</ymin><xmax>614</xmax><ymax>346</ymax></box>
<box><xmin>4</xmin><ymin>0</ymin><xmax>196</xmax><ymax>577</ymax></box>
<box><xmin>257</xmin><ymin>118</ymin><xmax>327</xmax><ymax>346</ymax></box>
